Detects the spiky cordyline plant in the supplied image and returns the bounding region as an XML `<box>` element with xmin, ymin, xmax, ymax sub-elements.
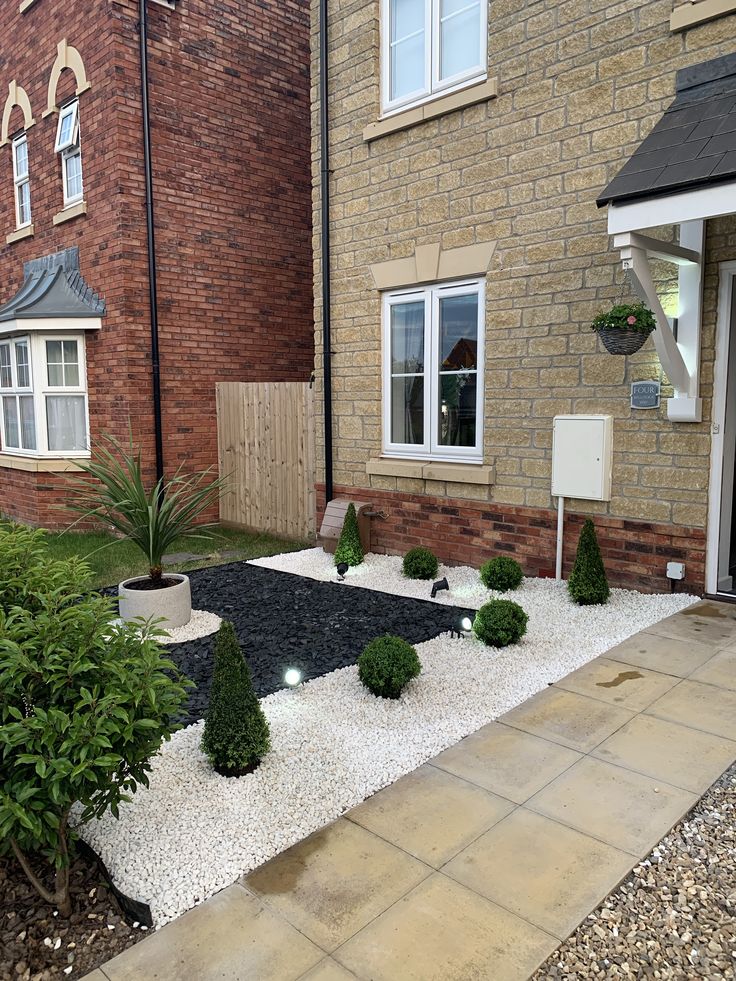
<box><xmin>66</xmin><ymin>434</ymin><xmax>226</xmax><ymax>583</ymax></box>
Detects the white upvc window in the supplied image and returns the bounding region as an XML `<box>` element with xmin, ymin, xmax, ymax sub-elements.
<box><xmin>54</xmin><ymin>100</ymin><xmax>83</xmax><ymax>207</ymax></box>
<box><xmin>382</xmin><ymin>279</ymin><xmax>485</xmax><ymax>462</ymax></box>
<box><xmin>12</xmin><ymin>134</ymin><xmax>32</xmax><ymax>229</ymax></box>
<box><xmin>381</xmin><ymin>0</ymin><xmax>487</xmax><ymax>114</ymax></box>
<box><xmin>0</xmin><ymin>334</ymin><xmax>89</xmax><ymax>457</ymax></box>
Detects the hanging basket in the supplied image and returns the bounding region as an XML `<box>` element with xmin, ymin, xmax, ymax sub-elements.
<box><xmin>596</xmin><ymin>326</ymin><xmax>651</xmax><ymax>356</ymax></box>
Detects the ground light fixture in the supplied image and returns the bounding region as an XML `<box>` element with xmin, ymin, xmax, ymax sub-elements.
<box><xmin>284</xmin><ymin>668</ymin><xmax>302</xmax><ymax>687</ymax></box>
<box><xmin>431</xmin><ymin>577</ymin><xmax>449</xmax><ymax>599</ymax></box>
<box><xmin>451</xmin><ymin>614</ymin><xmax>474</xmax><ymax>639</ymax></box>
<box><xmin>336</xmin><ymin>562</ymin><xmax>349</xmax><ymax>580</ymax></box>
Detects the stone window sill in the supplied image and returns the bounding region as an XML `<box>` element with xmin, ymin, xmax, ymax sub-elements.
<box><xmin>366</xmin><ymin>458</ymin><xmax>494</xmax><ymax>486</ymax></box>
<box><xmin>363</xmin><ymin>77</ymin><xmax>498</xmax><ymax>143</ymax></box>
<box><xmin>53</xmin><ymin>201</ymin><xmax>88</xmax><ymax>226</ymax></box>
<box><xmin>6</xmin><ymin>224</ymin><xmax>34</xmax><ymax>245</ymax></box>
<box><xmin>670</xmin><ymin>0</ymin><xmax>736</xmax><ymax>29</ymax></box>
<box><xmin>0</xmin><ymin>453</ymin><xmax>86</xmax><ymax>473</ymax></box>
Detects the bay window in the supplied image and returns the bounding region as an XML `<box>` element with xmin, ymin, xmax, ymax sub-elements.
<box><xmin>12</xmin><ymin>134</ymin><xmax>31</xmax><ymax>229</ymax></box>
<box><xmin>0</xmin><ymin>334</ymin><xmax>89</xmax><ymax>456</ymax></box>
<box><xmin>382</xmin><ymin>0</ymin><xmax>487</xmax><ymax>113</ymax></box>
<box><xmin>383</xmin><ymin>279</ymin><xmax>484</xmax><ymax>462</ymax></box>
<box><xmin>54</xmin><ymin>100</ymin><xmax>83</xmax><ymax>207</ymax></box>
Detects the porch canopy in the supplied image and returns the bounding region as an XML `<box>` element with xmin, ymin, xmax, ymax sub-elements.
<box><xmin>597</xmin><ymin>52</ymin><xmax>736</xmax><ymax>422</ymax></box>
<box><xmin>0</xmin><ymin>247</ymin><xmax>105</xmax><ymax>337</ymax></box>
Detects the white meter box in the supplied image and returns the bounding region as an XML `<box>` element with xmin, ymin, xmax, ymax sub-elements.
<box><xmin>552</xmin><ymin>415</ymin><xmax>613</xmax><ymax>502</ymax></box>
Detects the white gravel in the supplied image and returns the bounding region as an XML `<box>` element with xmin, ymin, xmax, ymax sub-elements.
<box><xmin>159</xmin><ymin>610</ymin><xmax>222</xmax><ymax>645</ymax></box>
<box><xmin>79</xmin><ymin>552</ymin><xmax>698</xmax><ymax>928</ymax></box>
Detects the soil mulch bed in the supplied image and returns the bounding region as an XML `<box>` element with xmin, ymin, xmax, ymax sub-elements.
<box><xmin>164</xmin><ymin>562</ymin><xmax>474</xmax><ymax>725</ymax></box>
<box><xmin>1</xmin><ymin>848</ymin><xmax>148</xmax><ymax>981</ymax></box>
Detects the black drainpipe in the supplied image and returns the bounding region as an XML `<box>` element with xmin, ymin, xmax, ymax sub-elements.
<box><xmin>319</xmin><ymin>0</ymin><xmax>333</xmax><ymax>504</ymax></box>
<box><xmin>140</xmin><ymin>0</ymin><xmax>165</xmax><ymax>484</ymax></box>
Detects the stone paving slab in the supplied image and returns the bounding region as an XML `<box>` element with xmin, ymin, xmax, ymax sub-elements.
<box><xmin>86</xmin><ymin>598</ymin><xmax>736</xmax><ymax>981</ymax></box>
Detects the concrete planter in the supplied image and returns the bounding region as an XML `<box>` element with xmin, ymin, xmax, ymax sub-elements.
<box><xmin>118</xmin><ymin>574</ymin><xmax>192</xmax><ymax>630</ymax></box>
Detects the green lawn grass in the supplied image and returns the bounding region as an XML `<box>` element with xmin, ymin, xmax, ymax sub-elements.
<box><xmin>44</xmin><ymin>525</ymin><xmax>308</xmax><ymax>588</ymax></box>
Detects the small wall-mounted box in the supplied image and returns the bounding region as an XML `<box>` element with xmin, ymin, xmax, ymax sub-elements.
<box><xmin>552</xmin><ymin>415</ymin><xmax>613</xmax><ymax>502</ymax></box>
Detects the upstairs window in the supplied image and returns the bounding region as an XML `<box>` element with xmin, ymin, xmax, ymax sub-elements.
<box><xmin>11</xmin><ymin>134</ymin><xmax>31</xmax><ymax>229</ymax></box>
<box><xmin>382</xmin><ymin>0</ymin><xmax>487</xmax><ymax>114</ymax></box>
<box><xmin>382</xmin><ymin>279</ymin><xmax>484</xmax><ymax>462</ymax></box>
<box><xmin>54</xmin><ymin>100</ymin><xmax>83</xmax><ymax>207</ymax></box>
<box><xmin>0</xmin><ymin>334</ymin><xmax>89</xmax><ymax>456</ymax></box>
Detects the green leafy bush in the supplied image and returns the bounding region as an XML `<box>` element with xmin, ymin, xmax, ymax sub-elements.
<box><xmin>0</xmin><ymin>523</ymin><xmax>189</xmax><ymax>916</ymax></box>
<box><xmin>358</xmin><ymin>636</ymin><xmax>421</xmax><ymax>699</ymax></box>
<box><xmin>201</xmin><ymin>622</ymin><xmax>271</xmax><ymax>777</ymax></box>
<box><xmin>480</xmin><ymin>556</ymin><xmax>524</xmax><ymax>592</ymax></box>
<box><xmin>66</xmin><ymin>433</ymin><xmax>225</xmax><ymax>584</ymax></box>
<box><xmin>590</xmin><ymin>301</ymin><xmax>656</xmax><ymax>336</ymax></box>
<box><xmin>334</xmin><ymin>503</ymin><xmax>364</xmax><ymax>567</ymax></box>
<box><xmin>473</xmin><ymin>599</ymin><xmax>528</xmax><ymax>647</ymax></box>
<box><xmin>568</xmin><ymin>519</ymin><xmax>610</xmax><ymax>606</ymax></box>
<box><xmin>402</xmin><ymin>546</ymin><xmax>439</xmax><ymax>580</ymax></box>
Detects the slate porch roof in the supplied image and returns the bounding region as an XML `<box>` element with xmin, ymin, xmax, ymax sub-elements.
<box><xmin>597</xmin><ymin>51</ymin><xmax>736</xmax><ymax>208</ymax></box>
<box><xmin>0</xmin><ymin>247</ymin><xmax>105</xmax><ymax>322</ymax></box>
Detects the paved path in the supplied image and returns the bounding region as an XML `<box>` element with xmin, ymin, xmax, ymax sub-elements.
<box><xmin>84</xmin><ymin>599</ymin><xmax>736</xmax><ymax>981</ymax></box>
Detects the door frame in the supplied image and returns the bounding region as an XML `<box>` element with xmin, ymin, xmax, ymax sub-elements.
<box><xmin>706</xmin><ymin>260</ymin><xmax>736</xmax><ymax>594</ymax></box>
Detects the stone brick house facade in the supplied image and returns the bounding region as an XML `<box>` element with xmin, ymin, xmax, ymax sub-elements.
<box><xmin>311</xmin><ymin>0</ymin><xmax>736</xmax><ymax>594</ymax></box>
<box><xmin>0</xmin><ymin>0</ymin><xmax>313</xmax><ymax>526</ymax></box>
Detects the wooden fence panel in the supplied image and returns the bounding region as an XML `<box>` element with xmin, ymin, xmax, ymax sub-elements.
<box><xmin>216</xmin><ymin>381</ymin><xmax>316</xmax><ymax>541</ymax></box>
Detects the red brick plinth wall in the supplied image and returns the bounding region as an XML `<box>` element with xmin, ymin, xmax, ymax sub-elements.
<box><xmin>316</xmin><ymin>485</ymin><xmax>706</xmax><ymax>595</ymax></box>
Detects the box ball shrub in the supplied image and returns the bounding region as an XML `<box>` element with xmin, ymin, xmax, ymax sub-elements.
<box><xmin>358</xmin><ymin>635</ymin><xmax>421</xmax><ymax>699</ymax></box>
<box><xmin>402</xmin><ymin>546</ymin><xmax>439</xmax><ymax>580</ymax></box>
<box><xmin>480</xmin><ymin>556</ymin><xmax>523</xmax><ymax>592</ymax></box>
<box><xmin>568</xmin><ymin>518</ymin><xmax>610</xmax><ymax>606</ymax></box>
<box><xmin>334</xmin><ymin>502</ymin><xmax>364</xmax><ymax>567</ymax></box>
<box><xmin>201</xmin><ymin>621</ymin><xmax>271</xmax><ymax>777</ymax></box>
<box><xmin>473</xmin><ymin>599</ymin><xmax>528</xmax><ymax>648</ymax></box>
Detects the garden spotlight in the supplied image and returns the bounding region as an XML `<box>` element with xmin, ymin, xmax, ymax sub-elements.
<box><xmin>284</xmin><ymin>668</ymin><xmax>302</xmax><ymax>687</ymax></box>
<box><xmin>336</xmin><ymin>562</ymin><xmax>349</xmax><ymax>580</ymax></box>
<box><xmin>431</xmin><ymin>577</ymin><xmax>449</xmax><ymax>599</ymax></box>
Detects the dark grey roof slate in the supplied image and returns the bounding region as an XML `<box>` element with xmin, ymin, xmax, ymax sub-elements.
<box><xmin>597</xmin><ymin>52</ymin><xmax>736</xmax><ymax>207</ymax></box>
<box><xmin>0</xmin><ymin>247</ymin><xmax>105</xmax><ymax>322</ymax></box>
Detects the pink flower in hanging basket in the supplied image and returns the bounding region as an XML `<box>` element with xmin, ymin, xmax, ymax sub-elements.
<box><xmin>627</xmin><ymin>315</ymin><xmax>637</xmax><ymax>325</ymax></box>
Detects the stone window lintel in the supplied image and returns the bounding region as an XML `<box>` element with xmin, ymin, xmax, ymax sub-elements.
<box><xmin>670</xmin><ymin>0</ymin><xmax>736</xmax><ymax>30</ymax></box>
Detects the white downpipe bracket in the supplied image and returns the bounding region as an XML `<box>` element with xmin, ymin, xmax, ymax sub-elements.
<box><xmin>613</xmin><ymin>226</ymin><xmax>704</xmax><ymax>423</ymax></box>
<box><xmin>556</xmin><ymin>496</ymin><xmax>565</xmax><ymax>581</ymax></box>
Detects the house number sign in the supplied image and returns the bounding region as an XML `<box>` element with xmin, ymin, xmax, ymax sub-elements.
<box><xmin>631</xmin><ymin>380</ymin><xmax>660</xmax><ymax>410</ymax></box>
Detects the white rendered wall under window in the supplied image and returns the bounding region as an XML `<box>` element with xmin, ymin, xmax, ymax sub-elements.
<box><xmin>0</xmin><ymin>333</ymin><xmax>89</xmax><ymax>457</ymax></box>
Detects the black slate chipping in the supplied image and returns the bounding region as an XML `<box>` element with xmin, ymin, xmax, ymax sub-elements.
<box><xmin>597</xmin><ymin>52</ymin><xmax>736</xmax><ymax>207</ymax></box>
<box><xmin>162</xmin><ymin>561</ymin><xmax>474</xmax><ymax>726</ymax></box>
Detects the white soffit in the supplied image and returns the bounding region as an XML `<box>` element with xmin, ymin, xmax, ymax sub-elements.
<box><xmin>608</xmin><ymin>182</ymin><xmax>736</xmax><ymax>235</ymax></box>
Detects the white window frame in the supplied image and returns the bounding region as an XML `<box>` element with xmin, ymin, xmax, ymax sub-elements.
<box><xmin>0</xmin><ymin>336</ymin><xmax>36</xmax><ymax>452</ymax></box>
<box><xmin>382</xmin><ymin>278</ymin><xmax>485</xmax><ymax>463</ymax></box>
<box><xmin>55</xmin><ymin>100</ymin><xmax>83</xmax><ymax>207</ymax></box>
<box><xmin>380</xmin><ymin>0</ymin><xmax>488</xmax><ymax>116</ymax></box>
<box><xmin>0</xmin><ymin>332</ymin><xmax>90</xmax><ymax>458</ymax></box>
<box><xmin>11</xmin><ymin>134</ymin><xmax>32</xmax><ymax>229</ymax></box>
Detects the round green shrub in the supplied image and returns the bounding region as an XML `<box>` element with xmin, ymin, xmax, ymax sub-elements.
<box><xmin>358</xmin><ymin>635</ymin><xmax>421</xmax><ymax>699</ymax></box>
<box><xmin>473</xmin><ymin>599</ymin><xmax>528</xmax><ymax>648</ymax></box>
<box><xmin>402</xmin><ymin>546</ymin><xmax>439</xmax><ymax>580</ymax></box>
<box><xmin>480</xmin><ymin>556</ymin><xmax>524</xmax><ymax>592</ymax></box>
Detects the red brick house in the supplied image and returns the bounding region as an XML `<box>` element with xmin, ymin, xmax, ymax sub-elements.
<box><xmin>0</xmin><ymin>0</ymin><xmax>313</xmax><ymax>526</ymax></box>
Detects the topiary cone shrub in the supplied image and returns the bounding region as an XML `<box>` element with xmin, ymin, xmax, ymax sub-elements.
<box><xmin>201</xmin><ymin>621</ymin><xmax>271</xmax><ymax>777</ymax></box>
<box><xmin>358</xmin><ymin>635</ymin><xmax>421</xmax><ymax>699</ymax></box>
<box><xmin>480</xmin><ymin>556</ymin><xmax>524</xmax><ymax>592</ymax></box>
<box><xmin>402</xmin><ymin>546</ymin><xmax>439</xmax><ymax>580</ymax></box>
<box><xmin>473</xmin><ymin>599</ymin><xmax>528</xmax><ymax>648</ymax></box>
<box><xmin>568</xmin><ymin>518</ymin><xmax>610</xmax><ymax>606</ymax></box>
<box><xmin>334</xmin><ymin>503</ymin><xmax>364</xmax><ymax>567</ymax></box>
